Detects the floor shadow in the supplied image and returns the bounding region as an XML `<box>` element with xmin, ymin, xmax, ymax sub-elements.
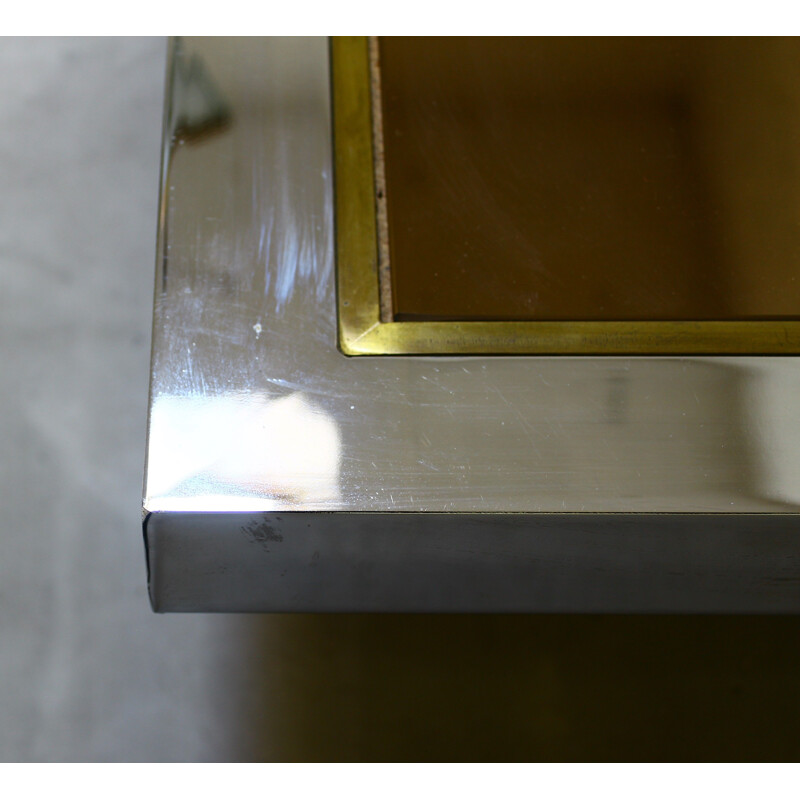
<box><xmin>241</xmin><ymin>614</ymin><xmax>800</xmax><ymax>761</ymax></box>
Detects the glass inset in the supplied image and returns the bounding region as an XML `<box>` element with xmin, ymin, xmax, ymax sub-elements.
<box><xmin>378</xmin><ymin>37</ymin><xmax>800</xmax><ymax>323</ymax></box>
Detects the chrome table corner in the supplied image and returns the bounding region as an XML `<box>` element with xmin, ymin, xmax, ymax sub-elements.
<box><xmin>143</xmin><ymin>37</ymin><xmax>800</xmax><ymax>612</ymax></box>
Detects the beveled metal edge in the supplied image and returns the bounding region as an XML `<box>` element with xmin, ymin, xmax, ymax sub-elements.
<box><xmin>331</xmin><ymin>35</ymin><xmax>800</xmax><ymax>357</ymax></box>
<box><xmin>331</xmin><ymin>36</ymin><xmax>382</xmax><ymax>353</ymax></box>
<box><xmin>142</xmin><ymin>37</ymin><xmax>177</xmax><ymax>513</ymax></box>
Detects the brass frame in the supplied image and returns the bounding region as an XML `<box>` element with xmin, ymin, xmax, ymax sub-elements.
<box><xmin>331</xmin><ymin>36</ymin><xmax>800</xmax><ymax>356</ymax></box>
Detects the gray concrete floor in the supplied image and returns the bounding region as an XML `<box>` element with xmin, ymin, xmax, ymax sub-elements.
<box><xmin>0</xmin><ymin>36</ymin><xmax>270</xmax><ymax>761</ymax></box>
<box><xmin>5</xmin><ymin>36</ymin><xmax>800</xmax><ymax>763</ymax></box>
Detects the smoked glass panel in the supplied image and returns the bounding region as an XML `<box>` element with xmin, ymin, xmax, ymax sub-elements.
<box><xmin>379</xmin><ymin>37</ymin><xmax>800</xmax><ymax>322</ymax></box>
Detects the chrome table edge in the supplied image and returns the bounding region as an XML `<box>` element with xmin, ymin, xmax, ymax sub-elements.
<box><xmin>143</xmin><ymin>37</ymin><xmax>800</xmax><ymax>612</ymax></box>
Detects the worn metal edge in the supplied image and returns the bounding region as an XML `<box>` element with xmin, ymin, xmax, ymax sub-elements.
<box><xmin>144</xmin><ymin>510</ymin><xmax>800</xmax><ymax>613</ymax></box>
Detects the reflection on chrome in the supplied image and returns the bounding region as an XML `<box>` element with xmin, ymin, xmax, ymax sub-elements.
<box><xmin>170</xmin><ymin>40</ymin><xmax>231</xmax><ymax>142</ymax></box>
<box><xmin>746</xmin><ymin>361</ymin><xmax>800</xmax><ymax>507</ymax></box>
<box><xmin>146</xmin><ymin>392</ymin><xmax>341</xmax><ymax>512</ymax></box>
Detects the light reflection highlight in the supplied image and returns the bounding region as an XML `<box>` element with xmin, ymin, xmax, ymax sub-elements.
<box><xmin>146</xmin><ymin>392</ymin><xmax>341</xmax><ymax>512</ymax></box>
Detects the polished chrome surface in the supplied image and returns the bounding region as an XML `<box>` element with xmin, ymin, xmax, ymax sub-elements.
<box><xmin>145</xmin><ymin>36</ymin><xmax>800</xmax><ymax>519</ymax></box>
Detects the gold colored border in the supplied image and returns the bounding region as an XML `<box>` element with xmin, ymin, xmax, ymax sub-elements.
<box><xmin>331</xmin><ymin>36</ymin><xmax>800</xmax><ymax>356</ymax></box>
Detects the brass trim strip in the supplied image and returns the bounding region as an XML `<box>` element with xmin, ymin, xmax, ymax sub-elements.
<box><xmin>331</xmin><ymin>35</ymin><xmax>800</xmax><ymax>356</ymax></box>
